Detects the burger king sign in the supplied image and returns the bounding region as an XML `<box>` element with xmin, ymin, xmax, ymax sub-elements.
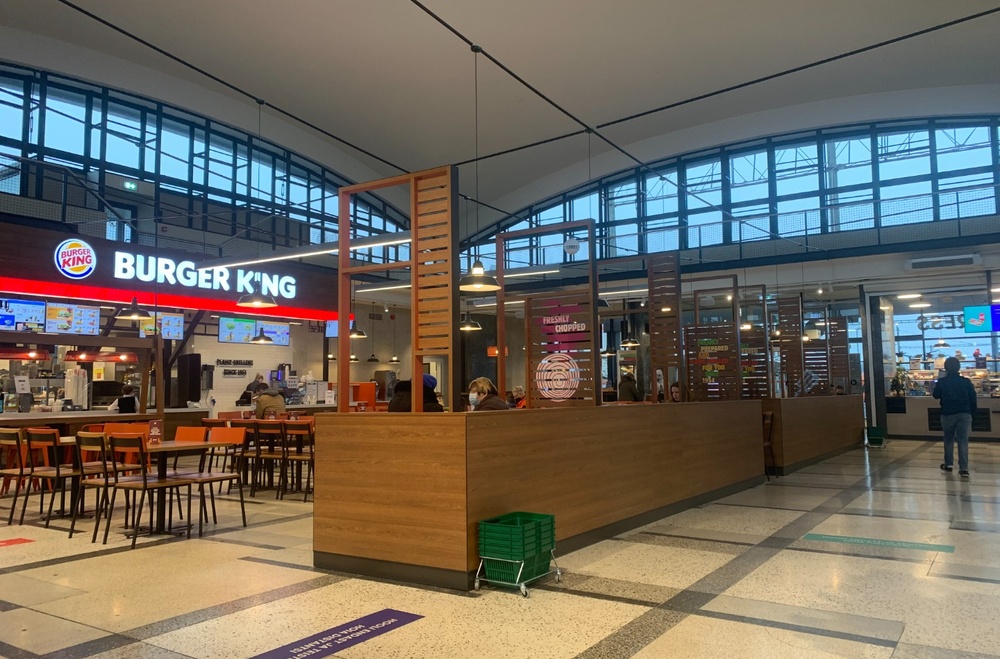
<box><xmin>54</xmin><ymin>239</ymin><xmax>97</xmax><ymax>280</ymax></box>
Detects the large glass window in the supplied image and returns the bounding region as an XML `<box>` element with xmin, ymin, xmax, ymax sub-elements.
<box><xmin>877</xmin><ymin>129</ymin><xmax>931</xmax><ymax>180</ymax></box>
<box><xmin>43</xmin><ymin>87</ymin><xmax>86</xmax><ymax>156</ymax></box>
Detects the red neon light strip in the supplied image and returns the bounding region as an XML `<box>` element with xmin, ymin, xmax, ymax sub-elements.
<box><xmin>0</xmin><ymin>277</ymin><xmax>341</xmax><ymax>322</ymax></box>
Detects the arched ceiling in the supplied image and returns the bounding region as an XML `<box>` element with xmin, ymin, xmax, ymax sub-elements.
<box><xmin>2</xmin><ymin>0</ymin><xmax>1000</xmax><ymax>239</ymax></box>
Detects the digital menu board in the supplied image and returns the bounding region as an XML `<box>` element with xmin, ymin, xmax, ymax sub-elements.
<box><xmin>257</xmin><ymin>321</ymin><xmax>290</xmax><ymax>346</ymax></box>
<box><xmin>138</xmin><ymin>312</ymin><xmax>185</xmax><ymax>340</ymax></box>
<box><xmin>0</xmin><ymin>298</ymin><xmax>46</xmax><ymax>331</ymax></box>
<box><xmin>325</xmin><ymin>319</ymin><xmax>339</xmax><ymax>338</ymax></box>
<box><xmin>218</xmin><ymin>316</ymin><xmax>256</xmax><ymax>343</ymax></box>
<box><xmin>964</xmin><ymin>305</ymin><xmax>999</xmax><ymax>334</ymax></box>
<box><xmin>44</xmin><ymin>302</ymin><xmax>100</xmax><ymax>335</ymax></box>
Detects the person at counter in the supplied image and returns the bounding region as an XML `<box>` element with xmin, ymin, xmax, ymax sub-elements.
<box><xmin>255</xmin><ymin>387</ymin><xmax>287</xmax><ymax>419</ymax></box>
<box><xmin>388</xmin><ymin>375</ymin><xmax>444</xmax><ymax>412</ymax></box>
<box><xmin>107</xmin><ymin>384</ymin><xmax>138</xmax><ymax>413</ymax></box>
<box><xmin>468</xmin><ymin>377</ymin><xmax>508</xmax><ymax>411</ymax></box>
<box><xmin>246</xmin><ymin>373</ymin><xmax>268</xmax><ymax>396</ymax></box>
<box><xmin>934</xmin><ymin>356</ymin><xmax>976</xmax><ymax>477</ymax></box>
<box><xmin>669</xmin><ymin>382</ymin><xmax>682</xmax><ymax>403</ymax></box>
<box><xmin>618</xmin><ymin>371</ymin><xmax>642</xmax><ymax>402</ymax></box>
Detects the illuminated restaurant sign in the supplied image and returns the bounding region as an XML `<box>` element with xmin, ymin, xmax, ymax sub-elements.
<box><xmin>111</xmin><ymin>252</ymin><xmax>297</xmax><ymax>301</ymax></box>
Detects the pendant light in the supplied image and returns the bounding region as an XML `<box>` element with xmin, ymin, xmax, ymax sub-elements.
<box><xmin>620</xmin><ymin>286</ymin><xmax>640</xmax><ymax>348</ymax></box>
<box><xmin>388</xmin><ymin>306</ymin><xmax>401</xmax><ymax>363</ymax></box>
<box><xmin>459</xmin><ymin>46</ymin><xmax>501</xmax><ymax>293</ymax></box>
<box><xmin>459</xmin><ymin>301</ymin><xmax>482</xmax><ymax>331</ymax></box>
<box><xmin>116</xmin><ymin>296</ymin><xmax>153</xmax><ymax>321</ymax></box>
<box><xmin>366</xmin><ymin>303</ymin><xmax>380</xmax><ymax>362</ymax></box>
<box><xmin>348</xmin><ymin>283</ymin><xmax>367</xmax><ymax>338</ymax></box>
<box><xmin>237</xmin><ymin>99</ymin><xmax>278</xmax><ymax>309</ymax></box>
<box><xmin>251</xmin><ymin>326</ymin><xmax>273</xmax><ymax>344</ymax></box>
<box><xmin>349</xmin><ymin>353</ymin><xmax>359</xmax><ymax>363</ymax></box>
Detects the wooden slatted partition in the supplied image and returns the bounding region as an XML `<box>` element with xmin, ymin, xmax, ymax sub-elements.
<box><xmin>685</xmin><ymin>325</ymin><xmax>741</xmax><ymax>400</ymax></box>
<box><xmin>647</xmin><ymin>252</ymin><xmax>682</xmax><ymax>401</ymax></box>
<box><xmin>803</xmin><ymin>340</ymin><xmax>831</xmax><ymax>395</ymax></box>
<box><xmin>412</xmin><ymin>170</ymin><xmax>458</xmax><ymax>368</ymax></box>
<box><xmin>337</xmin><ymin>165</ymin><xmax>460</xmax><ymax>413</ymax></box>
<box><xmin>525</xmin><ymin>290</ymin><xmax>598</xmax><ymax>407</ymax></box>
<box><xmin>740</xmin><ymin>327</ymin><xmax>770</xmax><ymax>398</ymax></box>
<box><xmin>827</xmin><ymin>317</ymin><xmax>850</xmax><ymax>387</ymax></box>
<box><xmin>776</xmin><ymin>295</ymin><xmax>805</xmax><ymax>397</ymax></box>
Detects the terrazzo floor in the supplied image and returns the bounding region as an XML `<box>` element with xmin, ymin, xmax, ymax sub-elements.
<box><xmin>2</xmin><ymin>439</ymin><xmax>999</xmax><ymax>658</ymax></box>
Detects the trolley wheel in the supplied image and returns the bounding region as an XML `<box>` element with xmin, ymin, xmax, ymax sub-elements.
<box><xmin>555</xmin><ymin>570</ymin><xmax>562</xmax><ymax>584</ymax></box>
<box><xmin>520</xmin><ymin>584</ymin><xmax>528</xmax><ymax>597</ymax></box>
<box><xmin>474</xmin><ymin>577</ymin><xmax>480</xmax><ymax>591</ymax></box>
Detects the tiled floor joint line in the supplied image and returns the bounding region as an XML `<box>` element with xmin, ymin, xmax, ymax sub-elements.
<box><xmin>690</xmin><ymin>609</ymin><xmax>898</xmax><ymax>648</ymax></box>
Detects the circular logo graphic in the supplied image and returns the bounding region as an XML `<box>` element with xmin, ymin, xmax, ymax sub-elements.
<box><xmin>535</xmin><ymin>353</ymin><xmax>581</xmax><ymax>401</ymax></box>
<box><xmin>54</xmin><ymin>239</ymin><xmax>97</xmax><ymax>279</ymax></box>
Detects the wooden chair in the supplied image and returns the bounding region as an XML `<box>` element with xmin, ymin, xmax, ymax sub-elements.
<box><xmin>71</xmin><ymin>431</ymin><xmax>114</xmax><ymax>541</ymax></box>
<box><xmin>22</xmin><ymin>428</ymin><xmax>81</xmax><ymax>529</ymax></box>
<box><xmin>102</xmin><ymin>434</ymin><xmax>193</xmax><ymax>548</ymax></box>
<box><xmin>254</xmin><ymin>420</ymin><xmax>285</xmax><ymax>497</ymax></box>
<box><xmin>217</xmin><ymin>411</ymin><xmax>243</xmax><ymax>421</ymax></box>
<box><xmin>185</xmin><ymin>426</ymin><xmax>248</xmax><ymax>536</ymax></box>
<box><xmin>281</xmin><ymin>420</ymin><xmax>315</xmax><ymax>502</ymax></box>
<box><xmin>0</xmin><ymin>428</ymin><xmax>31</xmax><ymax>525</ymax></box>
<box><xmin>762</xmin><ymin>411</ymin><xmax>778</xmax><ymax>481</ymax></box>
<box><xmin>201</xmin><ymin>418</ymin><xmax>228</xmax><ymax>429</ymax></box>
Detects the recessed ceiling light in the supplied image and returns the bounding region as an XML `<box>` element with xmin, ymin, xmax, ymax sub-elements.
<box><xmin>897</xmin><ymin>293</ymin><xmax>922</xmax><ymax>299</ymax></box>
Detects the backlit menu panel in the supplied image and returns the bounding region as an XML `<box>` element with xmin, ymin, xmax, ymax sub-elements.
<box><xmin>257</xmin><ymin>321</ymin><xmax>290</xmax><ymax>346</ymax></box>
<box><xmin>0</xmin><ymin>298</ymin><xmax>46</xmax><ymax>331</ymax></box>
<box><xmin>218</xmin><ymin>316</ymin><xmax>256</xmax><ymax>343</ymax></box>
<box><xmin>45</xmin><ymin>303</ymin><xmax>100</xmax><ymax>335</ymax></box>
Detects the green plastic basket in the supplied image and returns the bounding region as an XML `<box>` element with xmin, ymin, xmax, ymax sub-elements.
<box><xmin>482</xmin><ymin>553</ymin><xmax>551</xmax><ymax>585</ymax></box>
<box><xmin>478</xmin><ymin>512</ymin><xmax>555</xmax><ymax>561</ymax></box>
<box><xmin>867</xmin><ymin>426</ymin><xmax>886</xmax><ymax>448</ymax></box>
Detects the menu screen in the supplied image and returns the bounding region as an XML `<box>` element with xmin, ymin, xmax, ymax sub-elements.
<box><xmin>325</xmin><ymin>320</ymin><xmax>339</xmax><ymax>338</ymax></box>
<box><xmin>257</xmin><ymin>321</ymin><xmax>290</xmax><ymax>346</ymax></box>
<box><xmin>0</xmin><ymin>298</ymin><xmax>46</xmax><ymax>331</ymax></box>
<box><xmin>139</xmin><ymin>312</ymin><xmax>185</xmax><ymax>340</ymax></box>
<box><xmin>964</xmin><ymin>305</ymin><xmax>993</xmax><ymax>333</ymax></box>
<box><xmin>45</xmin><ymin>303</ymin><xmax>100</xmax><ymax>335</ymax></box>
<box><xmin>218</xmin><ymin>316</ymin><xmax>256</xmax><ymax>343</ymax></box>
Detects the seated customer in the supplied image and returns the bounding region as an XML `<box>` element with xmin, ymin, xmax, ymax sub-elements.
<box><xmin>468</xmin><ymin>377</ymin><xmax>509</xmax><ymax>411</ymax></box>
<box><xmin>255</xmin><ymin>387</ymin><xmax>287</xmax><ymax>419</ymax></box>
<box><xmin>617</xmin><ymin>372</ymin><xmax>642</xmax><ymax>402</ymax></box>
<box><xmin>511</xmin><ymin>385</ymin><xmax>527</xmax><ymax>409</ymax></box>
<box><xmin>388</xmin><ymin>374</ymin><xmax>444</xmax><ymax>412</ymax></box>
<box><xmin>108</xmin><ymin>384</ymin><xmax>138</xmax><ymax>413</ymax></box>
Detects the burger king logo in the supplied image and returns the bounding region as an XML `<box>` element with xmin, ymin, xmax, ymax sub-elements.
<box><xmin>54</xmin><ymin>239</ymin><xmax>97</xmax><ymax>279</ymax></box>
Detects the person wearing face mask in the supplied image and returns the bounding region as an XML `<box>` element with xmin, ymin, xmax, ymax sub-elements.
<box><xmin>467</xmin><ymin>377</ymin><xmax>509</xmax><ymax>411</ymax></box>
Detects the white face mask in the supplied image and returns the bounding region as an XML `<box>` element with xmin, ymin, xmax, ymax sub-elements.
<box><xmin>468</xmin><ymin>393</ymin><xmax>480</xmax><ymax>407</ymax></box>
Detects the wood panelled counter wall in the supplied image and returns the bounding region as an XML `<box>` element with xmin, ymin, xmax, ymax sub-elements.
<box><xmin>314</xmin><ymin>401</ymin><xmax>765</xmax><ymax>590</ymax></box>
<box><xmin>762</xmin><ymin>395</ymin><xmax>865</xmax><ymax>474</ymax></box>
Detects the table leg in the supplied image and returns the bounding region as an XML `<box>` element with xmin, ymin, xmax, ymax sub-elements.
<box><xmin>155</xmin><ymin>455</ymin><xmax>167</xmax><ymax>534</ymax></box>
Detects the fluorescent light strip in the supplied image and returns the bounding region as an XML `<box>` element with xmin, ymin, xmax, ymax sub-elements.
<box><xmin>599</xmin><ymin>288</ymin><xmax>649</xmax><ymax>297</ymax></box>
<box><xmin>504</xmin><ymin>269</ymin><xmax>561</xmax><ymax>278</ymax></box>
<box><xmin>196</xmin><ymin>232</ymin><xmax>411</xmax><ymax>271</ymax></box>
<box><xmin>356</xmin><ymin>283</ymin><xmax>412</xmax><ymax>293</ymax></box>
<box><xmin>896</xmin><ymin>293</ymin><xmax>922</xmax><ymax>299</ymax></box>
<box><xmin>474</xmin><ymin>300</ymin><xmax>526</xmax><ymax>308</ymax></box>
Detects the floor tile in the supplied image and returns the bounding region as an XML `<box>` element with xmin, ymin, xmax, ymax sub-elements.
<box><xmin>570</xmin><ymin>542</ymin><xmax>735</xmax><ymax>590</ymax></box>
<box><xmin>0</xmin><ymin>572</ymin><xmax>87</xmax><ymax>606</ymax></box>
<box><xmin>0</xmin><ymin>607</ymin><xmax>109</xmax><ymax>654</ymax></box>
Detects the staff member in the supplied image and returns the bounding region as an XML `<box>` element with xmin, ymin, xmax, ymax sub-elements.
<box><xmin>934</xmin><ymin>356</ymin><xmax>976</xmax><ymax>478</ymax></box>
<box><xmin>245</xmin><ymin>373</ymin><xmax>268</xmax><ymax>395</ymax></box>
<box><xmin>108</xmin><ymin>384</ymin><xmax>138</xmax><ymax>413</ymax></box>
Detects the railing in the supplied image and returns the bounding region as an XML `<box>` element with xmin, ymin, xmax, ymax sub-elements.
<box><xmin>481</xmin><ymin>183</ymin><xmax>1000</xmax><ymax>272</ymax></box>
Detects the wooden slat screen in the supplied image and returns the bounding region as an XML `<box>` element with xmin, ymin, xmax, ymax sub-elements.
<box><xmin>776</xmin><ymin>295</ymin><xmax>805</xmax><ymax>397</ymax></box>
<box><xmin>412</xmin><ymin>170</ymin><xmax>457</xmax><ymax>357</ymax></box>
<box><xmin>827</xmin><ymin>317</ymin><xmax>850</xmax><ymax>387</ymax></box>
<box><xmin>684</xmin><ymin>324</ymin><xmax>740</xmax><ymax>401</ymax></box>
<box><xmin>647</xmin><ymin>252</ymin><xmax>682</xmax><ymax>400</ymax></box>
<box><xmin>525</xmin><ymin>291</ymin><xmax>598</xmax><ymax>408</ymax></box>
<box><xmin>740</xmin><ymin>328</ymin><xmax>770</xmax><ymax>398</ymax></box>
<box><xmin>803</xmin><ymin>341</ymin><xmax>831</xmax><ymax>395</ymax></box>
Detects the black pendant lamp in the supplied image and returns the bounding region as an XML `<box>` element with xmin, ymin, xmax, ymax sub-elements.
<box><xmin>459</xmin><ymin>314</ymin><xmax>482</xmax><ymax>331</ymax></box>
<box><xmin>251</xmin><ymin>327</ymin><xmax>273</xmax><ymax>344</ymax></box>
<box><xmin>116</xmin><ymin>297</ymin><xmax>153</xmax><ymax>321</ymax></box>
<box><xmin>349</xmin><ymin>353</ymin><xmax>359</xmax><ymax>363</ymax></box>
<box><xmin>237</xmin><ymin>288</ymin><xmax>278</xmax><ymax>309</ymax></box>
<box><xmin>388</xmin><ymin>306</ymin><xmax>401</xmax><ymax>363</ymax></box>
<box><xmin>458</xmin><ymin>46</ymin><xmax>501</xmax><ymax>294</ymax></box>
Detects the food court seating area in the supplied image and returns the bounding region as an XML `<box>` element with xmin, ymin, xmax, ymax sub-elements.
<box><xmin>0</xmin><ymin>416</ymin><xmax>314</xmax><ymax>547</ymax></box>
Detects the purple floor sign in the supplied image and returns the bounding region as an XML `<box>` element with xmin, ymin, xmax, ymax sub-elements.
<box><xmin>252</xmin><ymin>609</ymin><xmax>423</xmax><ymax>659</ymax></box>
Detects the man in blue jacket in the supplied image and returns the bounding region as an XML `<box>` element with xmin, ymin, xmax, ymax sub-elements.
<box><xmin>933</xmin><ymin>357</ymin><xmax>977</xmax><ymax>477</ymax></box>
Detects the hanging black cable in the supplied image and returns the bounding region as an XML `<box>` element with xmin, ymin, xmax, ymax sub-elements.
<box><xmin>53</xmin><ymin>0</ymin><xmax>409</xmax><ymax>174</ymax></box>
